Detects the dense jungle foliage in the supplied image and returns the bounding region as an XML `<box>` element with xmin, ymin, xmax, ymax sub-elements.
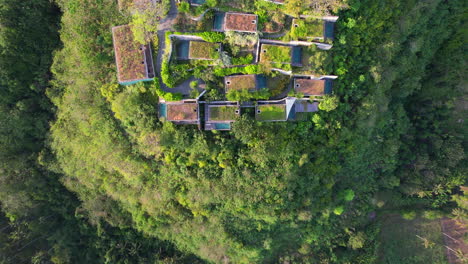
<box><xmin>0</xmin><ymin>0</ymin><xmax>466</xmax><ymax>263</ymax></box>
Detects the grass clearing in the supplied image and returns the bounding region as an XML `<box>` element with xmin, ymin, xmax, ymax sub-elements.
<box><xmin>378</xmin><ymin>214</ymin><xmax>448</xmax><ymax>264</ymax></box>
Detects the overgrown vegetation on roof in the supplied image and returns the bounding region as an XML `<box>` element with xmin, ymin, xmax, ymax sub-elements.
<box><xmin>290</xmin><ymin>19</ymin><xmax>324</xmax><ymax>40</ymax></box>
<box><xmin>256</xmin><ymin>104</ymin><xmax>286</xmax><ymax>120</ymax></box>
<box><xmin>113</xmin><ymin>25</ymin><xmax>147</xmax><ymax>82</ymax></box>
<box><xmin>189</xmin><ymin>41</ymin><xmax>220</xmax><ymax>60</ymax></box>
<box><xmin>260</xmin><ymin>44</ymin><xmax>292</xmax><ymax>64</ymax></box>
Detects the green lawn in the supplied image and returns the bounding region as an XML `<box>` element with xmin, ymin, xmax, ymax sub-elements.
<box><xmin>256</xmin><ymin>105</ymin><xmax>286</xmax><ymax>121</ymax></box>
<box><xmin>210</xmin><ymin>106</ymin><xmax>239</xmax><ymax>121</ymax></box>
<box><xmin>378</xmin><ymin>215</ymin><xmax>448</xmax><ymax>264</ymax></box>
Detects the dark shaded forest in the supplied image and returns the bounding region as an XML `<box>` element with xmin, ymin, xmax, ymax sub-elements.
<box><xmin>0</xmin><ymin>0</ymin><xmax>466</xmax><ymax>263</ymax></box>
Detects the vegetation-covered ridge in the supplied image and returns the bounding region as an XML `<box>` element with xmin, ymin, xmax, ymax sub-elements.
<box><xmin>0</xmin><ymin>0</ymin><xmax>466</xmax><ymax>263</ymax></box>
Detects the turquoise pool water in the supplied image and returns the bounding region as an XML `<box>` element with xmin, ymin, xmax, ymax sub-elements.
<box><xmin>213</xmin><ymin>13</ymin><xmax>225</xmax><ymax>31</ymax></box>
<box><xmin>159</xmin><ymin>103</ymin><xmax>167</xmax><ymax>118</ymax></box>
<box><xmin>256</xmin><ymin>75</ymin><xmax>267</xmax><ymax>89</ymax></box>
<box><xmin>292</xmin><ymin>47</ymin><xmax>302</xmax><ymax>65</ymax></box>
<box><xmin>214</xmin><ymin>123</ymin><xmax>231</xmax><ymax>130</ymax></box>
<box><xmin>176</xmin><ymin>40</ymin><xmax>189</xmax><ymax>59</ymax></box>
<box><xmin>191</xmin><ymin>0</ymin><xmax>206</xmax><ymax>4</ymax></box>
<box><xmin>325</xmin><ymin>79</ymin><xmax>333</xmax><ymax>94</ymax></box>
<box><xmin>324</xmin><ymin>22</ymin><xmax>335</xmax><ymax>39</ymax></box>
<box><xmin>119</xmin><ymin>78</ymin><xmax>154</xmax><ymax>86</ymax></box>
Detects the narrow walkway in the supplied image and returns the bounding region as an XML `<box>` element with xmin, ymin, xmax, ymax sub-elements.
<box><xmin>155</xmin><ymin>0</ymin><xmax>178</xmax><ymax>92</ymax></box>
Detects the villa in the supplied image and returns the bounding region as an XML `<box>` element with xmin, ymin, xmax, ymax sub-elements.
<box><xmin>214</xmin><ymin>12</ymin><xmax>258</xmax><ymax>33</ymax></box>
<box><xmin>204</xmin><ymin>102</ymin><xmax>240</xmax><ymax>131</ymax></box>
<box><xmin>160</xmin><ymin>100</ymin><xmax>200</xmax><ymax>125</ymax></box>
<box><xmin>224</xmin><ymin>74</ymin><xmax>268</xmax><ymax>93</ymax></box>
<box><xmin>112</xmin><ymin>25</ymin><xmax>155</xmax><ymax>85</ymax></box>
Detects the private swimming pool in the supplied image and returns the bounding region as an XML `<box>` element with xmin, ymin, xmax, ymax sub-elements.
<box><xmin>214</xmin><ymin>123</ymin><xmax>231</xmax><ymax>130</ymax></box>
<box><xmin>213</xmin><ymin>13</ymin><xmax>225</xmax><ymax>31</ymax></box>
<box><xmin>190</xmin><ymin>0</ymin><xmax>206</xmax><ymax>4</ymax></box>
<box><xmin>324</xmin><ymin>21</ymin><xmax>335</xmax><ymax>39</ymax></box>
<box><xmin>159</xmin><ymin>103</ymin><xmax>167</xmax><ymax>118</ymax></box>
<box><xmin>175</xmin><ymin>40</ymin><xmax>190</xmax><ymax>59</ymax></box>
<box><xmin>292</xmin><ymin>47</ymin><xmax>302</xmax><ymax>65</ymax></box>
<box><xmin>256</xmin><ymin>75</ymin><xmax>267</xmax><ymax>89</ymax></box>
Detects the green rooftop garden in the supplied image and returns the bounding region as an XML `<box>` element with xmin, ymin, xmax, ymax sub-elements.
<box><xmin>189</xmin><ymin>41</ymin><xmax>220</xmax><ymax>60</ymax></box>
<box><xmin>290</xmin><ymin>19</ymin><xmax>324</xmax><ymax>40</ymax></box>
<box><xmin>209</xmin><ymin>106</ymin><xmax>239</xmax><ymax>121</ymax></box>
<box><xmin>260</xmin><ymin>44</ymin><xmax>292</xmax><ymax>64</ymax></box>
<box><xmin>256</xmin><ymin>104</ymin><xmax>286</xmax><ymax>121</ymax></box>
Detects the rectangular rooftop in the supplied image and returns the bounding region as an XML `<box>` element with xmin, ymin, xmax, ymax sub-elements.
<box><xmin>112</xmin><ymin>25</ymin><xmax>155</xmax><ymax>84</ymax></box>
<box><xmin>224</xmin><ymin>12</ymin><xmax>258</xmax><ymax>33</ymax></box>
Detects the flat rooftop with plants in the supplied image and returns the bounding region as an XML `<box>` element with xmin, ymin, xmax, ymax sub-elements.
<box><xmin>256</xmin><ymin>104</ymin><xmax>287</xmax><ymax>121</ymax></box>
<box><xmin>189</xmin><ymin>41</ymin><xmax>221</xmax><ymax>60</ymax></box>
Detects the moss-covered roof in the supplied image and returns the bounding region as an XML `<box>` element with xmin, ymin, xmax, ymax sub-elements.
<box><xmin>224</xmin><ymin>75</ymin><xmax>257</xmax><ymax>92</ymax></box>
<box><xmin>112</xmin><ymin>25</ymin><xmax>151</xmax><ymax>83</ymax></box>
<box><xmin>167</xmin><ymin>103</ymin><xmax>199</xmax><ymax>121</ymax></box>
<box><xmin>259</xmin><ymin>44</ymin><xmax>292</xmax><ymax>64</ymax></box>
<box><xmin>188</xmin><ymin>41</ymin><xmax>221</xmax><ymax>60</ymax></box>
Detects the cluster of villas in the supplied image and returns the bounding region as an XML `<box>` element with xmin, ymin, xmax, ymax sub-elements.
<box><xmin>112</xmin><ymin>1</ymin><xmax>339</xmax><ymax>131</ymax></box>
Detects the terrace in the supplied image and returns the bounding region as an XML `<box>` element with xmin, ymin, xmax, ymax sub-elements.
<box><xmin>294</xmin><ymin>78</ymin><xmax>333</xmax><ymax>96</ymax></box>
<box><xmin>112</xmin><ymin>25</ymin><xmax>155</xmax><ymax>85</ymax></box>
<box><xmin>255</xmin><ymin>103</ymin><xmax>287</xmax><ymax>121</ymax></box>
<box><xmin>217</xmin><ymin>12</ymin><xmax>258</xmax><ymax>33</ymax></box>
<box><xmin>163</xmin><ymin>101</ymin><xmax>200</xmax><ymax>124</ymax></box>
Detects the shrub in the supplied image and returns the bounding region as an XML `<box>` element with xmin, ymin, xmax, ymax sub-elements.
<box><xmin>190</xmin><ymin>81</ymin><xmax>198</xmax><ymax>89</ymax></box>
<box><xmin>333</xmin><ymin>206</ymin><xmax>344</xmax><ymax>215</ymax></box>
<box><xmin>319</xmin><ymin>95</ymin><xmax>339</xmax><ymax>112</ymax></box>
<box><xmin>401</xmin><ymin>210</ymin><xmax>417</xmax><ymax>220</ymax></box>
<box><xmin>198</xmin><ymin>32</ymin><xmax>225</xmax><ymax>43</ymax></box>
<box><xmin>225</xmin><ymin>31</ymin><xmax>259</xmax><ymax>47</ymax></box>
<box><xmin>178</xmin><ymin>2</ymin><xmax>190</xmax><ymax>13</ymax></box>
<box><xmin>232</xmin><ymin>54</ymin><xmax>253</xmax><ymax>65</ymax></box>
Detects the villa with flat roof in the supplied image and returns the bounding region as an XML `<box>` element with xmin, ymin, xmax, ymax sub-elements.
<box><xmin>214</xmin><ymin>12</ymin><xmax>258</xmax><ymax>33</ymax></box>
<box><xmin>160</xmin><ymin>101</ymin><xmax>200</xmax><ymax>125</ymax></box>
<box><xmin>293</xmin><ymin>77</ymin><xmax>333</xmax><ymax>97</ymax></box>
<box><xmin>259</xmin><ymin>43</ymin><xmax>302</xmax><ymax>66</ymax></box>
<box><xmin>204</xmin><ymin>103</ymin><xmax>240</xmax><ymax>131</ymax></box>
<box><xmin>224</xmin><ymin>75</ymin><xmax>256</xmax><ymax>92</ymax></box>
<box><xmin>112</xmin><ymin>25</ymin><xmax>155</xmax><ymax>85</ymax></box>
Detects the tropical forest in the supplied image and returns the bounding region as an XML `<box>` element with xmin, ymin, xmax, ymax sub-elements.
<box><xmin>0</xmin><ymin>0</ymin><xmax>466</xmax><ymax>263</ymax></box>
